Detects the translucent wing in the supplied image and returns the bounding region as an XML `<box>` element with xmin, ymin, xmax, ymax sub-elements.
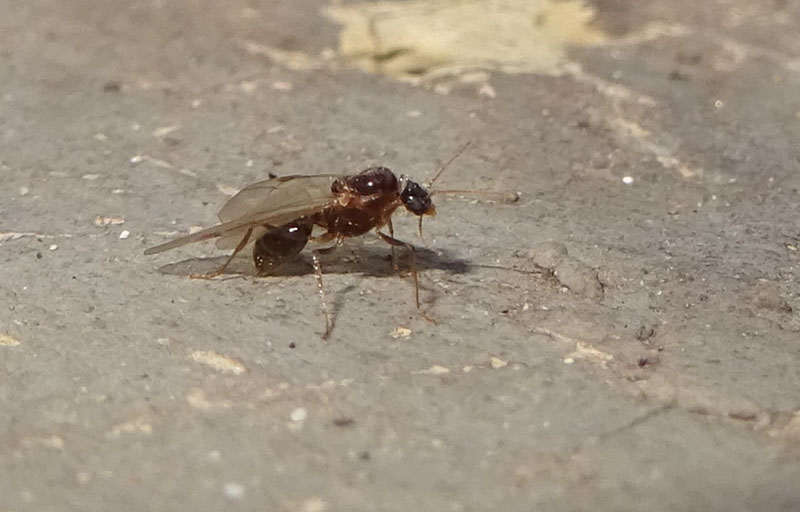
<box><xmin>144</xmin><ymin>174</ymin><xmax>340</xmax><ymax>255</ymax></box>
<box><xmin>215</xmin><ymin>174</ymin><xmax>340</xmax><ymax>249</ymax></box>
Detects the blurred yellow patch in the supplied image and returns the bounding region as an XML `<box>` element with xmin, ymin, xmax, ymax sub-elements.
<box><xmin>325</xmin><ymin>0</ymin><xmax>606</xmax><ymax>81</ymax></box>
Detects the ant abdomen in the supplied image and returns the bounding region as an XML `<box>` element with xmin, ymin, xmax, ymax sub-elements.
<box><xmin>253</xmin><ymin>219</ymin><xmax>313</xmax><ymax>275</ymax></box>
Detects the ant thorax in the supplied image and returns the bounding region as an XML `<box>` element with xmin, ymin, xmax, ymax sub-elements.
<box><xmin>336</xmin><ymin>166</ymin><xmax>399</xmax><ymax>197</ymax></box>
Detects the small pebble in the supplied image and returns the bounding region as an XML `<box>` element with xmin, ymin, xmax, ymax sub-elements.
<box><xmin>622</xmin><ymin>176</ymin><xmax>634</xmax><ymax>185</ymax></box>
<box><xmin>119</xmin><ymin>230</ymin><xmax>130</xmax><ymax>240</ymax></box>
<box><xmin>390</xmin><ymin>326</ymin><xmax>412</xmax><ymax>339</ymax></box>
<box><xmin>490</xmin><ymin>357</ymin><xmax>508</xmax><ymax>369</ymax></box>
<box><xmin>290</xmin><ymin>407</ymin><xmax>307</xmax><ymax>422</ymax></box>
<box><xmin>49</xmin><ymin>244</ymin><xmax>58</xmax><ymax>251</ymax></box>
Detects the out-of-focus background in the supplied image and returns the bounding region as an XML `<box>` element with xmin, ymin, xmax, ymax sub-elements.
<box><xmin>2</xmin><ymin>1</ymin><xmax>800</xmax><ymax>510</ymax></box>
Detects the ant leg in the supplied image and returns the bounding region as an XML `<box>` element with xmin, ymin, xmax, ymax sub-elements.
<box><xmin>309</xmin><ymin>231</ymin><xmax>337</xmax><ymax>244</ymax></box>
<box><xmin>387</xmin><ymin>219</ymin><xmax>398</xmax><ymax>271</ymax></box>
<box><xmin>311</xmin><ymin>243</ymin><xmax>340</xmax><ymax>340</ymax></box>
<box><xmin>190</xmin><ymin>227</ymin><xmax>252</xmax><ymax>279</ymax></box>
<box><xmin>376</xmin><ymin>232</ymin><xmax>419</xmax><ymax>308</ymax></box>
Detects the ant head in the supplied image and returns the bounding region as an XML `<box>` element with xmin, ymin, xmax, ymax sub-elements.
<box><xmin>399</xmin><ymin>178</ymin><xmax>436</xmax><ymax>217</ymax></box>
<box><xmin>401</xmin><ymin>141</ymin><xmax>472</xmax><ymax>241</ymax></box>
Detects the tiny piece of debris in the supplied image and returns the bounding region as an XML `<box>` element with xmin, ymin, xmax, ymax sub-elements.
<box><xmin>0</xmin><ymin>333</ymin><xmax>21</xmax><ymax>346</ymax></box>
<box><xmin>390</xmin><ymin>326</ymin><xmax>412</xmax><ymax>338</ymax></box>
<box><xmin>19</xmin><ymin>186</ymin><xmax>29</xmax><ymax>195</ymax></box>
<box><xmin>417</xmin><ymin>365</ymin><xmax>450</xmax><ymax>375</ymax></box>
<box><xmin>49</xmin><ymin>244</ymin><xmax>58</xmax><ymax>251</ymax></box>
<box><xmin>333</xmin><ymin>417</ymin><xmax>355</xmax><ymax>427</ymax></box>
<box><xmin>636</xmin><ymin>325</ymin><xmax>655</xmax><ymax>342</ymax></box>
<box><xmin>490</xmin><ymin>356</ymin><xmax>508</xmax><ymax>369</ymax></box>
<box><xmin>622</xmin><ymin>176</ymin><xmax>634</xmax><ymax>185</ymax></box>
<box><xmin>272</xmin><ymin>81</ymin><xmax>293</xmax><ymax>90</ymax></box>
<box><xmin>107</xmin><ymin>416</ymin><xmax>153</xmax><ymax>438</ymax></box>
<box><xmin>94</xmin><ymin>216</ymin><xmax>125</xmax><ymax>226</ymax></box>
<box><xmin>119</xmin><ymin>230</ymin><xmax>130</xmax><ymax>240</ymax></box>
<box><xmin>152</xmin><ymin>125</ymin><xmax>180</xmax><ymax>138</ymax></box>
<box><xmin>217</xmin><ymin>184</ymin><xmax>239</xmax><ymax>196</ymax></box>
<box><xmin>189</xmin><ymin>350</ymin><xmax>247</xmax><ymax>375</ymax></box>
<box><xmin>565</xmin><ymin>342</ymin><xmax>614</xmax><ymax>368</ymax></box>
<box><xmin>103</xmin><ymin>80</ymin><xmax>121</xmax><ymax>92</ymax></box>
<box><xmin>290</xmin><ymin>407</ymin><xmax>308</xmax><ymax>422</ymax></box>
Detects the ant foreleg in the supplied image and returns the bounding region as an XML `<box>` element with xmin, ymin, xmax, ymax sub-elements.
<box><xmin>190</xmin><ymin>227</ymin><xmax>253</xmax><ymax>279</ymax></box>
<box><xmin>376</xmin><ymin>231</ymin><xmax>419</xmax><ymax>308</ymax></box>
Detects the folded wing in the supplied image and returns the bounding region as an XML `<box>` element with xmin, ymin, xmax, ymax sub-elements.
<box><xmin>144</xmin><ymin>174</ymin><xmax>340</xmax><ymax>255</ymax></box>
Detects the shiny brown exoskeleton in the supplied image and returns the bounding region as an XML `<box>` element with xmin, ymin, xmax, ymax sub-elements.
<box><xmin>144</xmin><ymin>147</ymin><xmax>464</xmax><ymax>339</ymax></box>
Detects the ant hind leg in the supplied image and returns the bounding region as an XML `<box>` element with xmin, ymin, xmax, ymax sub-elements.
<box><xmin>311</xmin><ymin>242</ymin><xmax>340</xmax><ymax>340</ymax></box>
<box><xmin>190</xmin><ymin>227</ymin><xmax>253</xmax><ymax>279</ymax></box>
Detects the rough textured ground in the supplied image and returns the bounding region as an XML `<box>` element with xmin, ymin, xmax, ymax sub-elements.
<box><xmin>2</xmin><ymin>1</ymin><xmax>800</xmax><ymax>511</ymax></box>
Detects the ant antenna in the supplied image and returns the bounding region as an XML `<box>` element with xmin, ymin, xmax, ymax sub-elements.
<box><xmin>426</xmin><ymin>140</ymin><xmax>472</xmax><ymax>190</ymax></box>
<box><xmin>419</xmin><ymin>141</ymin><xmax>472</xmax><ymax>242</ymax></box>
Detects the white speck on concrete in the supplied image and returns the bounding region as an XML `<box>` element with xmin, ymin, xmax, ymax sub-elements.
<box><xmin>223</xmin><ymin>482</ymin><xmax>245</xmax><ymax>500</ymax></box>
<box><xmin>290</xmin><ymin>407</ymin><xmax>308</xmax><ymax>422</ymax></box>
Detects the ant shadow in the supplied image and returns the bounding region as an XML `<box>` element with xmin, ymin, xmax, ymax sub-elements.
<box><xmin>155</xmin><ymin>241</ymin><xmax>473</xmax><ymax>337</ymax></box>
<box><xmin>156</xmin><ymin>242</ymin><xmax>472</xmax><ymax>280</ymax></box>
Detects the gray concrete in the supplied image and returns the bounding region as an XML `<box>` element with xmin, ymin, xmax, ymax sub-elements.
<box><xmin>2</xmin><ymin>1</ymin><xmax>800</xmax><ymax>510</ymax></box>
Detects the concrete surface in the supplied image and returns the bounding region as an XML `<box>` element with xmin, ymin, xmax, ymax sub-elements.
<box><xmin>2</xmin><ymin>0</ymin><xmax>800</xmax><ymax>510</ymax></box>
